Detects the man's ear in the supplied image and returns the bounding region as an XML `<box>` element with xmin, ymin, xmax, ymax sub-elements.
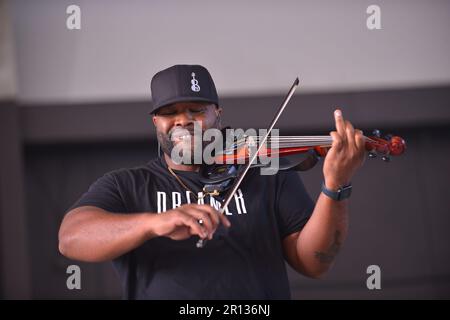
<box><xmin>152</xmin><ymin>115</ymin><xmax>157</xmax><ymax>126</ymax></box>
<box><xmin>215</xmin><ymin>106</ymin><xmax>223</xmax><ymax>118</ymax></box>
<box><xmin>215</xmin><ymin>106</ymin><xmax>223</xmax><ymax>128</ymax></box>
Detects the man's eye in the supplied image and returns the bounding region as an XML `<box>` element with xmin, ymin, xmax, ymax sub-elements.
<box><xmin>191</xmin><ymin>108</ymin><xmax>206</xmax><ymax>113</ymax></box>
<box><xmin>159</xmin><ymin>111</ymin><xmax>176</xmax><ymax>116</ymax></box>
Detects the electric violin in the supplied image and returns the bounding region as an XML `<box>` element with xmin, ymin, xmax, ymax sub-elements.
<box><xmin>196</xmin><ymin>78</ymin><xmax>406</xmax><ymax>248</ymax></box>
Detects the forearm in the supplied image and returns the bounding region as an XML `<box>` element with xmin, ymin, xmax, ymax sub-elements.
<box><xmin>290</xmin><ymin>109</ymin><xmax>364</xmax><ymax>278</ymax></box>
<box><xmin>296</xmin><ymin>193</ymin><xmax>349</xmax><ymax>278</ymax></box>
<box><xmin>58</xmin><ymin>206</ymin><xmax>158</xmax><ymax>262</ymax></box>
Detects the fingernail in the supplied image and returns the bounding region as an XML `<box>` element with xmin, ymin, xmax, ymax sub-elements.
<box><xmin>335</xmin><ymin>110</ymin><xmax>342</xmax><ymax>117</ymax></box>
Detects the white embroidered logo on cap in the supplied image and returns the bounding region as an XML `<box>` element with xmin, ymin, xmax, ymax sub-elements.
<box><xmin>191</xmin><ymin>72</ymin><xmax>200</xmax><ymax>92</ymax></box>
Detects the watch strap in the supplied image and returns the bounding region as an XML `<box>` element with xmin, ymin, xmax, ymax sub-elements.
<box><xmin>321</xmin><ymin>181</ymin><xmax>352</xmax><ymax>201</ymax></box>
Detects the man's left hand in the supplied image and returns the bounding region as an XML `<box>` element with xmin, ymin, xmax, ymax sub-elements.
<box><xmin>322</xmin><ymin>109</ymin><xmax>366</xmax><ymax>190</ymax></box>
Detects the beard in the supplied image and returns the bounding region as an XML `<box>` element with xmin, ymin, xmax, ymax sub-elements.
<box><xmin>157</xmin><ymin>121</ymin><xmax>221</xmax><ymax>165</ymax></box>
<box><xmin>157</xmin><ymin>126</ymin><xmax>194</xmax><ymax>161</ymax></box>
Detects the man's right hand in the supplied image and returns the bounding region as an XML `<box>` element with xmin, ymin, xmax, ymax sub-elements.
<box><xmin>58</xmin><ymin>204</ymin><xmax>231</xmax><ymax>262</ymax></box>
<box><xmin>151</xmin><ymin>204</ymin><xmax>231</xmax><ymax>241</ymax></box>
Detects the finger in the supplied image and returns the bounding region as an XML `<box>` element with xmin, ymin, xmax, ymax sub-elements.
<box><xmin>219</xmin><ymin>212</ymin><xmax>231</xmax><ymax>228</ymax></box>
<box><xmin>179</xmin><ymin>206</ymin><xmax>215</xmax><ymax>237</ymax></box>
<box><xmin>191</xmin><ymin>208</ymin><xmax>216</xmax><ymax>237</ymax></box>
<box><xmin>197</xmin><ymin>205</ymin><xmax>220</xmax><ymax>228</ymax></box>
<box><xmin>196</xmin><ymin>209</ymin><xmax>218</xmax><ymax>240</ymax></box>
<box><xmin>178</xmin><ymin>213</ymin><xmax>208</xmax><ymax>239</ymax></box>
<box><xmin>195</xmin><ymin>206</ymin><xmax>221</xmax><ymax>237</ymax></box>
<box><xmin>330</xmin><ymin>131</ymin><xmax>344</xmax><ymax>152</ymax></box>
<box><xmin>355</xmin><ymin>129</ymin><xmax>366</xmax><ymax>156</ymax></box>
<box><xmin>345</xmin><ymin>120</ymin><xmax>356</xmax><ymax>150</ymax></box>
<box><xmin>334</xmin><ymin>109</ymin><xmax>347</xmax><ymax>141</ymax></box>
<box><xmin>199</xmin><ymin>204</ymin><xmax>231</xmax><ymax>229</ymax></box>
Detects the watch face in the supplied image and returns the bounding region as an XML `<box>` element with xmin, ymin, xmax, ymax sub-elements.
<box><xmin>340</xmin><ymin>185</ymin><xmax>352</xmax><ymax>200</ymax></box>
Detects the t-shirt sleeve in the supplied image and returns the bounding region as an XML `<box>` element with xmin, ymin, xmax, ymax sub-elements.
<box><xmin>276</xmin><ymin>172</ymin><xmax>315</xmax><ymax>239</ymax></box>
<box><xmin>69</xmin><ymin>172</ymin><xmax>127</xmax><ymax>213</ymax></box>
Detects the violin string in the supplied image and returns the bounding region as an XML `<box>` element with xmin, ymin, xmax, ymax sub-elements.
<box><xmin>250</xmin><ymin>135</ymin><xmax>379</xmax><ymax>144</ymax></box>
<box><xmin>239</xmin><ymin>138</ymin><xmax>379</xmax><ymax>146</ymax></box>
<box><xmin>251</xmin><ymin>135</ymin><xmax>377</xmax><ymax>141</ymax></box>
<box><xmin>223</xmin><ymin>135</ymin><xmax>381</xmax><ymax>152</ymax></box>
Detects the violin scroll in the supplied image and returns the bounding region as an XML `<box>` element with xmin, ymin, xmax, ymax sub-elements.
<box><xmin>366</xmin><ymin>129</ymin><xmax>406</xmax><ymax>161</ymax></box>
<box><xmin>388</xmin><ymin>136</ymin><xmax>406</xmax><ymax>156</ymax></box>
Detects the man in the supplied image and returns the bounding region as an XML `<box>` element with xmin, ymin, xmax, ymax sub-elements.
<box><xmin>58</xmin><ymin>64</ymin><xmax>365</xmax><ymax>299</ymax></box>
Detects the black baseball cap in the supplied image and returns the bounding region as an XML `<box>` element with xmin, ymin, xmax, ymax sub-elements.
<box><xmin>150</xmin><ymin>64</ymin><xmax>219</xmax><ymax>114</ymax></box>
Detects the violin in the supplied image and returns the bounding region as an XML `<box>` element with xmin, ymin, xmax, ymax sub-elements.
<box><xmin>196</xmin><ymin>78</ymin><xmax>406</xmax><ymax>248</ymax></box>
<box><xmin>200</xmin><ymin>129</ymin><xmax>405</xmax><ymax>195</ymax></box>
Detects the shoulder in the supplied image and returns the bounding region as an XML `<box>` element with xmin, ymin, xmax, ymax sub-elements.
<box><xmin>103</xmin><ymin>158</ymin><xmax>163</xmax><ymax>184</ymax></box>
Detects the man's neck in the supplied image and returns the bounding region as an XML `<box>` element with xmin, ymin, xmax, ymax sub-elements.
<box><xmin>164</xmin><ymin>154</ymin><xmax>200</xmax><ymax>172</ymax></box>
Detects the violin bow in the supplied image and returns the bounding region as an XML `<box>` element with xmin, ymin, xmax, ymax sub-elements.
<box><xmin>196</xmin><ymin>77</ymin><xmax>300</xmax><ymax>248</ymax></box>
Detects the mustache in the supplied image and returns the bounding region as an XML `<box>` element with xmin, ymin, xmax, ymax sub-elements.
<box><xmin>169</xmin><ymin>126</ymin><xmax>199</xmax><ymax>140</ymax></box>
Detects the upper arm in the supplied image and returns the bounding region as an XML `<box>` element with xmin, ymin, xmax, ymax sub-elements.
<box><xmin>60</xmin><ymin>206</ymin><xmax>108</xmax><ymax>235</ymax></box>
<box><xmin>64</xmin><ymin>205</ymin><xmax>107</xmax><ymax>221</ymax></box>
<box><xmin>282</xmin><ymin>230</ymin><xmax>305</xmax><ymax>274</ymax></box>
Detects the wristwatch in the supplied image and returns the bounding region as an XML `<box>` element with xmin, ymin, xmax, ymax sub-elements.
<box><xmin>321</xmin><ymin>181</ymin><xmax>352</xmax><ymax>201</ymax></box>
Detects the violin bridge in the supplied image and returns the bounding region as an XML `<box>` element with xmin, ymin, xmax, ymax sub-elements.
<box><xmin>210</xmin><ymin>190</ymin><xmax>220</xmax><ymax>196</ymax></box>
<box><xmin>202</xmin><ymin>187</ymin><xmax>220</xmax><ymax>198</ymax></box>
<box><xmin>202</xmin><ymin>187</ymin><xmax>220</xmax><ymax>197</ymax></box>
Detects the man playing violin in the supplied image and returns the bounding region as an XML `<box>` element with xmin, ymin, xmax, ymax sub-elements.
<box><xmin>58</xmin><ymin>64</ymin><xmax>366</xmax><ymax>299</ymax></box>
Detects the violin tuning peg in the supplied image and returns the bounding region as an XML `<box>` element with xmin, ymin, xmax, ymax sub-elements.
<box><xmin>368</xmin><ymin>152</ymin><xmax>377</xmax><ymax>159</ymax></box>
<box><xmin>372</xmin><ymin>129</ymin><xmax>381</xmax><ymax>138</ymax></box>
<box><xmin>382</xmin><ymin>155</ymin><xmax>390</xmax><ymax>162</ymax></box>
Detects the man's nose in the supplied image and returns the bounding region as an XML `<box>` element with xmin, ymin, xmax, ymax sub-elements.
<box><xmin>173</xmin><ymin>110</ymin><xmax>194</xmax><ymax>127</ymax></box>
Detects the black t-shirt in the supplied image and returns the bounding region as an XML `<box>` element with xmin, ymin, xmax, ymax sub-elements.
<box><xmin>70</xmin><ymin>157</ymin><xmax>315</xmax><ymax>299</ymax></box>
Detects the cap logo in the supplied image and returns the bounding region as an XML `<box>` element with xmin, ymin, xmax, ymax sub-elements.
<box><xmin>190</xmin><ymin>72</ymin><xmax>200</xmax><ymax>92</ymax></box>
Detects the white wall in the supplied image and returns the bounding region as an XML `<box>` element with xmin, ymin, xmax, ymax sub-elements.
<box><xmin>10</xmin><ymin>0</ymin><xmax>450</xmax><ymax>104</ymax></box>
